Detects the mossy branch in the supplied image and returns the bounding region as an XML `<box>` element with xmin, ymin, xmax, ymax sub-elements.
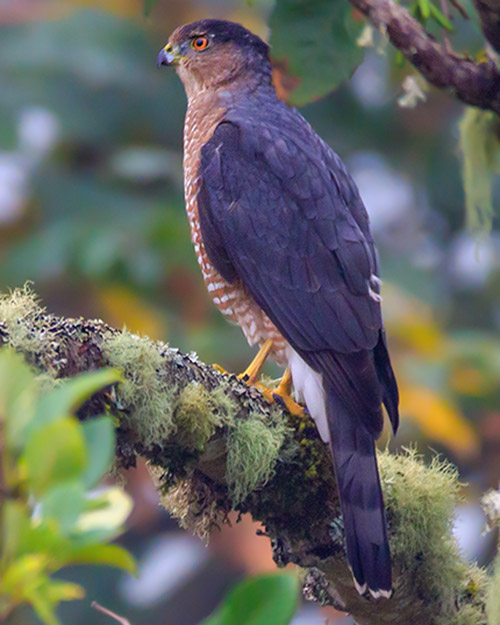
<box><xmin>0</xmin><ymin>287</ymin><xmax>496</xmax><ymax>625</ymax></box>
<box><xmin>349</xmin><ymin>0</ymin><xmax>500</xmax><ymax>117</ymax></box>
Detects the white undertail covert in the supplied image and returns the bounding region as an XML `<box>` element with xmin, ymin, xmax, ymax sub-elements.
<box><xmin>287</xmin><ymin>346</ymin><xmax>329</xmax><ymax>443</ymax></box>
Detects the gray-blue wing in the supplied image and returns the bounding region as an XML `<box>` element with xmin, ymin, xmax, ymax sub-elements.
<box><xmin>197</xmin><ymin>119</ymin><xmax>398</xmax><ymax>435</ymax></box>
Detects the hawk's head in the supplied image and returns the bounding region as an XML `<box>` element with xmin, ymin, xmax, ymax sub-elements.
<box><xmin>157</xmin><ymin>19</ymin><xmax>271</xmax><ymax>95</ymax></box>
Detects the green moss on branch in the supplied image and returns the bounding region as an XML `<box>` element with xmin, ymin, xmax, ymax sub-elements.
<box><xmin>0</xmin><ymin>287</ymin><xmax>496</xmax><ymax>625</ymax></box>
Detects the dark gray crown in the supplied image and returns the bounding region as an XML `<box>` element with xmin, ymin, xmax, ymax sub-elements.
<box><xmin>176</xmin><ymin>19</ymin><xmax>269</xmax><ymax>58</ymax></box>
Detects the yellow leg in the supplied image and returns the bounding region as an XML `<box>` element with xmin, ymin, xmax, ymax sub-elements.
<box><xmin>238</xmin><ymin>339</ymin><xmax>273</xmax><ymax>383</ymax></box>
<box><xmin>212</xmin><ymin>363</ymin><xmax>230</xmax><ymax>375</ymax></box>
<box><xmin>212</xmin><ymin>340</ymin><xmax>272</xmax><ymax>380</ymax></box>
<box><xmin>271</xmin><ymin>368</ymin><xmax>305</xmax><ymax>417</ymax></box>
<box><xmin>213</xmin><ymin>343</ymin><xmax>305</xmax><ymax>417</ymax></box>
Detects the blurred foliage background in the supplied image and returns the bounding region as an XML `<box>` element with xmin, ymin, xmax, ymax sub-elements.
<box><xmin>0</xmin><ymin>0</ymin><xmax>499</xmax><ymax>623</ymax></box>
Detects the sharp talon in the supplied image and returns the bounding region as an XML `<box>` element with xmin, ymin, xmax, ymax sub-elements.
<box><xmin>213</xmin><ymin>363</ymin><xmax>230</xmax><ymax>376</ymax></box>
<box><xmin>272</xmin><ymin>392</ymin><xmax>305</xmax><ymax>417</ymax></box>
<box><xmin>272</xmin><ymin>392</ymin><xmax>286</xmax><ymax>407</ymax></box>
<box><xmin>270</xmin><ymin>367</ymin><xmax>306</xmax><ymax>417</ymax></box>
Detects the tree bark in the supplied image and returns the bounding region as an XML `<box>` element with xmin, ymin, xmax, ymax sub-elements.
<box><xmin>349</xmin><ymin>0</ymin><xmax>500</xmax><ymax>116</ymax></box>
<box><xmin>474</xmin><ymin>0</ymin><xmax>500</xmax><ymax>53</ymax></box>
<box><xmin>0</xmin><ymin>290</ymin><xmax>493</xmax><ymax>625</ymax></box>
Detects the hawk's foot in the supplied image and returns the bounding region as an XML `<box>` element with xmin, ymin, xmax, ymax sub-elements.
<box><xmin>250</xmin><ymin>376</ymin><xmax>304</xmax><ymax>417</ymax></box>
<box><xmin>271</xmin><ymin>368</ymin><xmax>305</xmax><ymax>417</ymax></box>
<box><xmin>213</xmin><ymin>344</ymin><xmax>304</xmax><ymax>417</ymax></box>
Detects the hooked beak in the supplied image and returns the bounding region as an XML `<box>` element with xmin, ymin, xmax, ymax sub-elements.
<box><xmin>157</xmin><ymin>43</ymin><xmax>178</xmax><ymax>68</ymax></box>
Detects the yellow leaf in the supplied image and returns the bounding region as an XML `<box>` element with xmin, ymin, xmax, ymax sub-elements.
<box><xmin>68</xmin><ymin>544</ymin><xmax>135</xmax><ymax>574</ymax></box>
<box><xmin>77</xmin><ymin>487</ymin><xmax>133</xmax><ymax>533</ymax></box>
<box><xmin>382</xmin><ymin>285</ymin><xmax>448</xmax><ymax>357</ymax></box>
<box><xmin>449</xmin><ymin>366</ymin><xmax>493</xmax><ymax>396</ymax></box>
<box><xmin>45</xmin><ymin>581</ymin><xmax>85</xmax><ymax>602</ymax></box>
<box><xmin>400</xmin><ymin>385</ymin><xmax>479</xmax><ymax>459</ymax></box>
<box><xmin>97</xmin><ymin>286</ymin><xmax>166</xmax><ymax>340</ymax></box>
<box><xmin>1</xmin><ymin>555</ymin><xmax>48</xmax><ymax>598</ymax></box>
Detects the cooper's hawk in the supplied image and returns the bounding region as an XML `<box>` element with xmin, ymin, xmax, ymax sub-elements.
<box><xmin>158</xmin><ymin>19</ymin><xmax>399</xmax><ymax>599</ymax></box>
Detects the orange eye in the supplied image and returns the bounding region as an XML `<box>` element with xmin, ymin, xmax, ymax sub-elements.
<box><xmin>192</xmin><ymin>36</ymin><xmax>209</xmax><ymax>51</ymax></box>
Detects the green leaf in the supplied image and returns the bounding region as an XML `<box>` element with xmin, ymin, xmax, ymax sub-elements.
<box><xmin>395</xmin><ymin>50</ymin><xmax>405</xmax><ymax>67</ymax></box>
<box><xmin>0</xmin><ymin>348</ymin><xmax>38</xmax><ymax>449</ymax></box>
<box><xmin>68</xmin><ymin>543</ymin><xmax>136</xmax><ymax>573</ymax></box>
<box><xmin>29</xmin><ymin>587</ymin><xmax>63</xmax><ymax>625</ymax></box>
<box><xmin>1</xmin><ymin>501</ymin><xmax>31</xmax><ymax>564</ymax></box>
<box><xmin>31</xmin><ymin>369</ymin><xmax>121</xmax><ymax>433</ymax></box>
<box><xmin>418</xmin><ymin>0</ymin><xmax>431</xmax><ymax>20</ymax></box>
<box><xmin>459</xmin><ymin>108</ymin><xmax>500</xmax><ymax>233</ymax></box>
<box><xmin>201</xmin><ymin>573</ymin><xmax>299</xmax><ymax>625</ymax></box>
<box><xmin>81</xmin><ymin>417</ymin><xmax>115</xmax><ymax>488</ymax></box>
<box><xmin>1</xmin><ymin>554</ymin><xmax>48</xmax><ymax>596</ymax></box>
<box><xmin>24</xmin><ymin>418</ymin><xmax>87</xmax><ymax>496</ymax></box>
<box><xmin>44</xmin><ymin>580</ymin><xmax>85</xmax><ymax>603</ymax></box>
<box><xmin>429</xmin><ymin>3</ymin><xmax>454</xmax><ymax>31</ymax></box>
<box><xmin>75</xmin><ymin>487</ymin><xmax>133</xmax><ymax>538</ymax></box>
<box><xmin>13</xmin><ymin>520</ymin><xmax>71</xmax><ymax>565</ymax></box>
<box><xmin>408</xmin><ymin>1</ymin><xmax>419</xmax><ymax>18</ymax></box>
<box><xmin>143</xmin><ymin>0</ymin><xmax>158</xmax><ymax>16</ymax></box>
<box><xmin>41</xmin><ymin>482</ymin><xmax>85</xmax><ymax>534</ymax></box>
<box><xmin>2</xmin><ymin>500</ymin><xmax>71</xmax><ymax>565</ymax></box>
<box><xmin>269</xmin><ymin>0</ymin><xmax>364</xmax><ymax>106</ymax></box>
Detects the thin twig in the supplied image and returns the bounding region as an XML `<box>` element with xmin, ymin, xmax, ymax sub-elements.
<box><xmin>449</xmin><ymin>0</ymin><xmax>469</xmax><ymax>19</ymax></box>
<box><xmin>439</xmin><ymin>0</ymin><xmax>453</xmax><ymax>53</ymax></box>
<box><xmin>91</xmin><ymin>602</ymin><xmax>132</xmax><ymax>625</ymax></box>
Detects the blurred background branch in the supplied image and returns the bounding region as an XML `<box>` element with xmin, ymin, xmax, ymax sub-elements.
<box><xmin>348</xmin><ymin>0</ymin><xmax>500</xmax><ymax>115</ymax></box>
<box><xmin>92</xmin><ymin>602</ymin><xmax>132</xmax><ymax>625</ymax></box>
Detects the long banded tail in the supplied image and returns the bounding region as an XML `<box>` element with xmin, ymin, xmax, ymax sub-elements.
<box><xmin>326</xmin><ymin>386</ymin><xmax>392</xmax><ymax>598</ymax></box>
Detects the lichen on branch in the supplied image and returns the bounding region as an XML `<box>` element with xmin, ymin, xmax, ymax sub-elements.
<box><xmin>0</xmin><ymin>287</ymin><xmax>495</xmax><ymax>625</ymax></box>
